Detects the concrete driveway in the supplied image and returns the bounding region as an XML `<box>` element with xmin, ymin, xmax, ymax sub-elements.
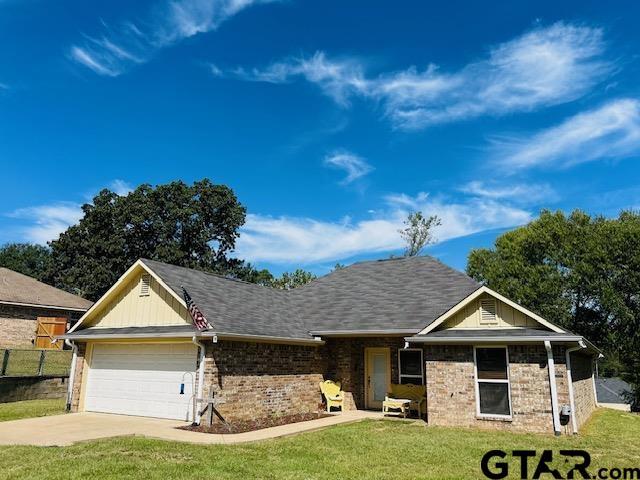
<box><xmin>0</xmin><ymin>410</ymin><xmax>385</xmax><ymax>446</ymax></box>
<box><xmin>0</xmin><ymin>412</ymin><xmax>189</xmax><ymax>446</ymax></box>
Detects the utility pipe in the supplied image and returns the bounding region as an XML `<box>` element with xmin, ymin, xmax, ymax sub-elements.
<box><xmin>544</xmin><ymin>341</ymin><xmax>561</xmax><ymax>436</ymax></box>
<box><xmin>192</xmin><ymin>336</ymin><xmax>207</xmax><ymax>425</ymax></box>
<box><xmin>565</xmin><ymin>341</ymin><xmax>587</xmax><ymax>435</ymax></box>
<box><xmin>64</xmin><ymin>339</ymin><xmax>78</xmax><ymax>411</ymax></box>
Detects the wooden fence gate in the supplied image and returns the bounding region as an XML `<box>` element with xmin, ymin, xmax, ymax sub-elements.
<box><xmin>35</xmin><ymin>317</ymin><xmax>67</xmax><ymax>349</ymax></box>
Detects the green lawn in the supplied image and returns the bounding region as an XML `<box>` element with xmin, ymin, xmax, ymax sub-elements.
<box><xmin>1</xmin><ymin>349</ymin><xmax>72</xmax><ymax>376</ymax></box>
<box><xmin>0</xmin><ymin>408</ymin><xmax>638</xmax><ymax>479</ymax></box>
<box><xmin>0</xmin><ymin>398</ymin><xmax>66</xmax><ymax>422</ymax></box>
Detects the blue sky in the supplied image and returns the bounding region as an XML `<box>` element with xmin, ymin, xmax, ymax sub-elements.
<box><xmin>1</xmin><ymin>0</ymin><xmax>640</xmax><ymax>276</ymax></box>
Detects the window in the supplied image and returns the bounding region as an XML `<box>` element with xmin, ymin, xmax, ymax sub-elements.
<box><xmin>474</xmin><ymin>347</ymin><xmax>512</xmax><ymax>418</ymax></box>
<box><xmin>398</xmin><ymin>349</ymin><xmax>424</xmax><ymax>385</ymax></box>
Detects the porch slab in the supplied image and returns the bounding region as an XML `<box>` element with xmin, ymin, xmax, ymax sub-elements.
<box><xmin>0</xmin><ymin>410</ymin><xmax>406</xmax><ymax>447</ymax></box>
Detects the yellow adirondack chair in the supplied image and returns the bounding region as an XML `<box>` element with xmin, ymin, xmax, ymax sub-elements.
<box><xmin>319</xmin><ymin>380</ymin><xmax>344</xmax><ymax>412</ymax></box>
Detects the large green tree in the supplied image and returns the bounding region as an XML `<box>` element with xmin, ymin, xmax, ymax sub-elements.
<box><xmin>0</xmin><ymin>243</ymin><xmax>52</xmax><ymax>280</ymax></box>
<box><xmin>47</xmin><ymin>179</ymin><xmax>248</xmax><ymax>300</ymax></box>
<box><xmin>467</xmin><ymin>210</ymin><xmax>640</xmax><ymax>408</ymax></box>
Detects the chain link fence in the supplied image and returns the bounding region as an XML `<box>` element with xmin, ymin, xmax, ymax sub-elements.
<box><xmin>0</xmin><ymin>349</ymin><xmax>72</xmax><ymax>377</ymax></box>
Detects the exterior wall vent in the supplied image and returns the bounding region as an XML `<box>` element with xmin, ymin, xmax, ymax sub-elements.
<box><xmin>140</xmin><ymin>274</ymin><xmax>151</xmax><ymax>297</ymax></box>
<box><xmin>479</xmin><ymin>298</ymin><xmax>497</xmax><ymax>324</ymax></box>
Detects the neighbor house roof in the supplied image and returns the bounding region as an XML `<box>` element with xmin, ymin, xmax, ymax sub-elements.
<box><xmin>595</xmin><ymin>377</ymin><xmax>632</xmax><ymax>405</ymax></box>
<box><xmin>0</xmin><ymin>267</ymin><xmax>93</xmax><ymax>311</ymax></box>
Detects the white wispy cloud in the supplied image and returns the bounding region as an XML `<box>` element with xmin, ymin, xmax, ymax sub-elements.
<box><xmin>493</xmin><ymin>98</ymin><xmax>640</xmax><ymax>170</ymax></box>
<box><xmin>460</xmin><ymin>181</ymin><xmax>559</xmax><ymax>204</ymax></box>
<box><xmin>7</xmin><ymin>179</ymin><xmax>136</xmax><ymax>244</ymax></box>
<box><xmin>234</xmin><ymin>192</ymin><xmax>531</xmax><ymax>264</ymax></box>
<box><xmin>220</xmin><ymin>22</ymin><xmax>610</xmax><ymax>129</ymax></box>
<box><xmin>226</xmin><ymin>51</ymin><xmax>367</xmax><ymax>106</ymax></box>
<box><xmin>9</xmin><ymin>203</ymin><xmax>84</xmax><ymax>244</ymax></box>
<box><xmin>70</xmin><ymin>0</ymin><xmax>272</xmax><ymax>76</ymax></box>
<box><xmin>323</xmin><ymin>150</ymin><xmax>373</xmax><ymax>184</ymax></box>
<box><xmin>109</xmin><ymin>179</ymin><xmax>134</xmax><ymax>196</ymax></box>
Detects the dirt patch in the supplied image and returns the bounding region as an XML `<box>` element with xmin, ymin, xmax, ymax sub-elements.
<box><xmin>179</xmin><ymin>412</ymin><xmax>332</xmax><ymax>434</ymax></box>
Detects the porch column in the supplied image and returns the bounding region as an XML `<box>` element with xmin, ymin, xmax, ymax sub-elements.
<box><xmin>332</xmin><ymin>339</ymin><xmax>358</xmax><ymax>410</ymax></box>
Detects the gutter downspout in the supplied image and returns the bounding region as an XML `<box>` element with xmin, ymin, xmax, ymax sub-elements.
<box><xmin>565</xmin><ymin>340</ymin><xmax>587</xmax><ymax>435</ymax></box>
<box><xmin>593</xmin><ymin>353</ymin><xmax>604</xmax><ymax>408</ymax></box>
<box><xmin>544</xmin><ymin>341</ymin><xmax>561</xmax><ymax>436</ymax></box>
<box><xmin>192</xmin><ymin>336</ymin><xmax>207</xmax><ymax>425</ymax></box>
<box><xmin>64</xmin><ymin>339</ymin><xmax>78</xmax><ymax>411</ymax></box>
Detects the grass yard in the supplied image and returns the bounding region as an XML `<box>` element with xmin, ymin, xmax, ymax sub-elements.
<box><xmin>0</xmin><ymin>398</ymin><xmax>66</xmax><ymax>422</ymax></box>
<box><xmin>0</xmin><ymin>408</ymin><xmax>638</xmax><ymax>479</ymax></box>
<box><xmin>1</xmin><ymin>348</ymin><xmax>72</xmax><ymax>376</ymax></box>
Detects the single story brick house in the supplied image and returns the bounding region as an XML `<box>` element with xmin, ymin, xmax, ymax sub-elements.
<box><xmin>0</xmin><ymin>268</ymin><xmax>92</xmax><ymax>348</ymax></box>
<box><xmin>60</xmin><ymin>256</ymin><xmax>599</xmax><ymax>435</ymax></box>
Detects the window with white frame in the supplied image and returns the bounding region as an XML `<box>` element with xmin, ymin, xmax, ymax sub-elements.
<box><xmin>398</xmin><ymin>349</ymin><xmax>424</xmax><ymax>385</ymax></box>
<box><xmin>474</xmin><ymin>347</ymin><xmax>512</xmax><ymax>417</ymax></box>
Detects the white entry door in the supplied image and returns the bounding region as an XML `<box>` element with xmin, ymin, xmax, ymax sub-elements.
<box><xmin>84</xmin><ymin>343</ymin><xmax>198</xmax><ymax>421</ymax></box>
<box><xmin>365</xmin><ymin>348</ymin><xmax>390</xmax><ymax>409</ymax></box>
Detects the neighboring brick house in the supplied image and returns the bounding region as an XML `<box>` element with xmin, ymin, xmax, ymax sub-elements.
<box><xmin>61</xmin><ymin>257</ymin><xmax>599</xmax><ymax>435</ymax></box>
<box><xmin>0</xmin><ymin>268</ymin><xmax>92</xmax><ymax>348</ymax></box>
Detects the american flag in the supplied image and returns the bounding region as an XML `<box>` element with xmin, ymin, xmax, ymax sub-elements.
<box><xmin>182</xmin><ymin>287</ymin><xmax>211</xmax><ymax>331</ymax></box>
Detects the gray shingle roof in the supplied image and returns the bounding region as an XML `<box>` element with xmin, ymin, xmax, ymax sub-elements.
<box><xmin>291</xmin><ymin>256</ymin><xmax>480</xmax><ymax>332</ymax></box>
<box><xmin>141</xmin><ymin>259</ymin><xmax>308</xmax><ymax>339</ymax></box>
<box><xmin>595</xmin><ymin>377</ymin><xmax>632</xmax><ymax>404</ymax></box>
<box><xmin>141</xmin><ymin>256</ymin><xmax>480</xmax><ymax>339</ymax></box>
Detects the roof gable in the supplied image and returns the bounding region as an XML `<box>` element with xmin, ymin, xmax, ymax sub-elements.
<box><xmin>69</xmin><ymin>260</ymin><xmax>187</xmax><ymax>333</ymax></box>
<box><xmin>418</xmin><ymin>286</ymin><xmax>565</xmax><ymax>335</ymax></box>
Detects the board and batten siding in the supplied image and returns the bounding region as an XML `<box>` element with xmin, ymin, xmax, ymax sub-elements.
<box><xmin>86</xmin><ymin>271</ymin><xmax>190</xmax><ymax>328</ymax></box>
<box><xmin>441</xmin><ymin>293</ymin><xmax>539</xmax><ymax>329</ymax></box>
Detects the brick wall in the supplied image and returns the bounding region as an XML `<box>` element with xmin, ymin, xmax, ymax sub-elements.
<box><xmin>325</xmin><ymin>337</ymin><xmax>406</xmax><ymax>410</ymax></box>
<box><xmin>0</xmin><ymin>304</ymin><xmax>82</xmax><ymax>347</ymax></box>
<box><xmin>0</xmin><ymin>318</ymin><xmax>38</xmax><ymax>348</ymax></box>
<box><xmin>570</xmin><ymin>352</ymin><xmax>597</xmax><ymax>429</ymax></box>
<box><xmin>200</xmin><ymin>340</ymin><xmax>327</xmax><ymax>423</ymax></box>
<box><xmin>0</xmin><ymin>375</ymin><xmax>68</xmax><ymax>403</ymax></box>
<box><xmin>424</xmin><ymin>344</ymin><xmax>572</xmax><ymax>435</ymax></box>
<box><xmin>69</xmin><ymin>342</ymin><xmax>86</xmax><ymax>412</ymax></box>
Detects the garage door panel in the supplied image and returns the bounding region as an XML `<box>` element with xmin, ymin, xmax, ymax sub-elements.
<box><xmin>85</xmin><ymin>343</ymin><xmax>197</xmax><ymax>420</ymax></box>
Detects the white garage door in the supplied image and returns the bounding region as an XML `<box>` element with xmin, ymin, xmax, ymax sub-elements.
<box><xmin>85</xmin><ymin>343</ymin><xmax>198</xmax><ymax>421</ymax></box>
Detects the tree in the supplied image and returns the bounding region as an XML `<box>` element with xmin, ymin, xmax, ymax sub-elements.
<box><xmin>399</xmin><ymin>211</ymin><xmax>442</xmax><ymax>256</ymax></box>
<box><xmin>47</xmin><ymin>179</ymin><xmax>247</xmax><ymax>300</ymax></box>
<box><xmin>0</xmin><ymin>243</ymin><xmax>52</xmax><ymax>280</ymax></box>
<box><xmin>467</xmin><ymin>209</ymin><xmax>640</xmax><ymax>409</ymax></box>
<box><xmin>233</xmin><ymin>263</ymin><xmax>275</xmax><ymax>286</ymax></box>
<box><xmin>270</xmin><ymin>269</ymin><xmax>316</xmax><ymax>290</ymax></box>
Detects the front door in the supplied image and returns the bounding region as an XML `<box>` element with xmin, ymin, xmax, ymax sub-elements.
<box><xmin>365</xmin><ymin>347</ymin><xmax>390</xmax><ymax>409</ymax></box>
